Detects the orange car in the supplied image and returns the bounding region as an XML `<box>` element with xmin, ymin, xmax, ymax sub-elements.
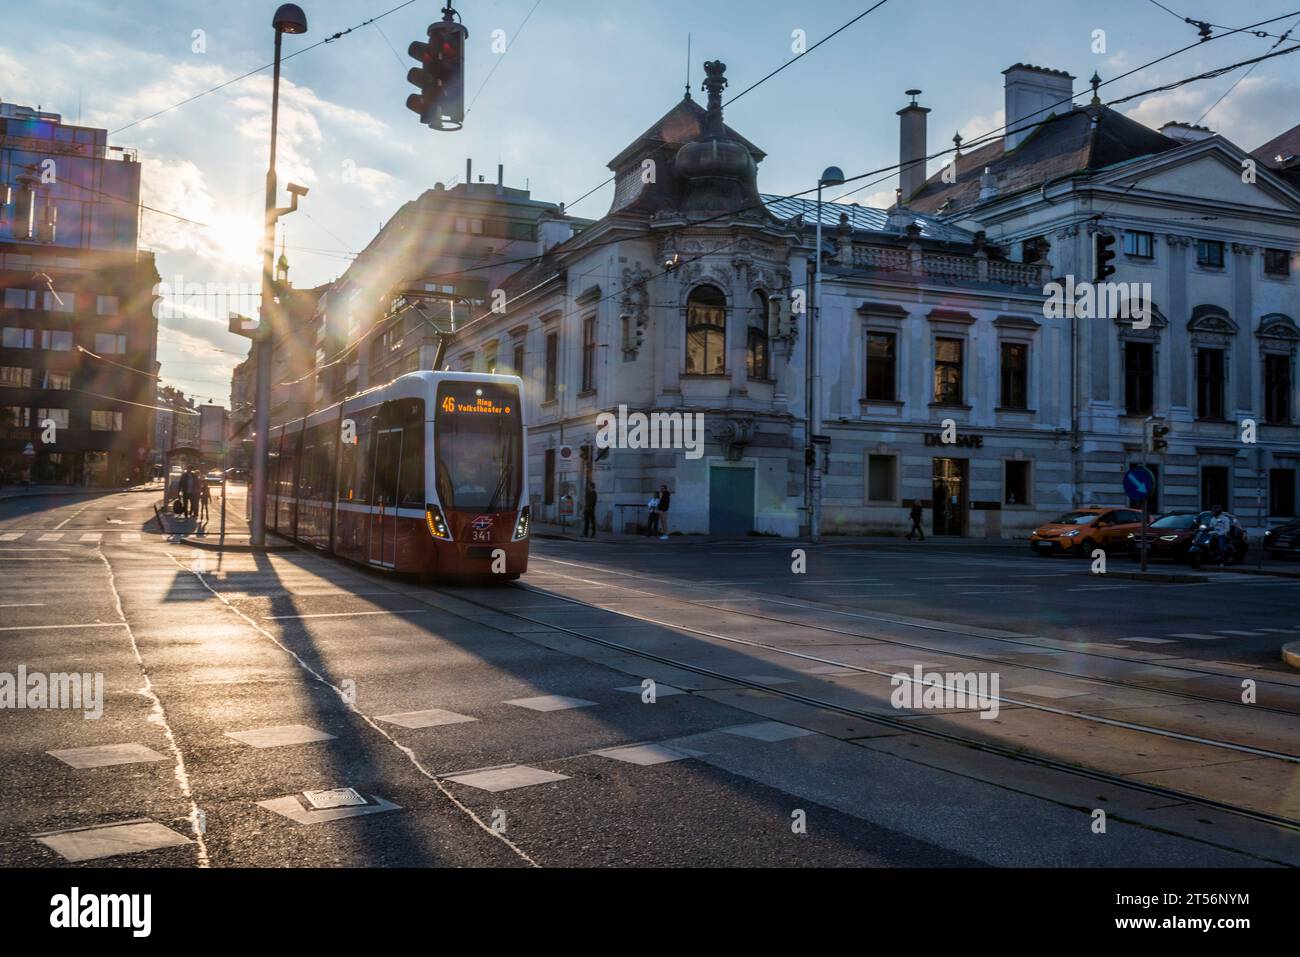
<box><xmin>1030</xmin><ymin>506</ymin><xmax>1144</xmax><ymax>556</ymax></box>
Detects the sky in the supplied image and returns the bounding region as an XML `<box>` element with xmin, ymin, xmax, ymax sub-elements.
<box><xmin>3</xmin><ymin>0</ymin><xmax>1299</xmax><ymax>403</ymax></box>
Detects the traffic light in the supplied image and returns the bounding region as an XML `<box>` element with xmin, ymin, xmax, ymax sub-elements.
<box><xmin>1152</xmin><ymin>421</ymin><xmax>1170</xmax><ymax>454</ymax></box>
<box><xmin>634</xmin><ymin>314</ymin><xmax>647</xmax><ymax>350</ymax></box>
<box><xmin>1093</xmin><ymin>232</ymin><xmax>1117</xmax><ymax>283</ymax></box>
<box><xmin>406</xmin><ymin>8</ymin><xmax>468</xmax><ymax>131</ymax></box>
<box><xmin>405</xmin><ymin>39</ymin><xmax>437</xmax><ymax>125</ymax></box>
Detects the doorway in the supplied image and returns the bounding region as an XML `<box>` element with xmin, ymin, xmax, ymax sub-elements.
<box><xmin>368</xmin><ymin>426</ymin><xmax>403</xmax><ymax>567</ymax></box>
<box><xmin>709</xmin><ymin>465</ymin><xmax>755</xmax><ymax>536</ymax></box>
<box><xmin>931</xmin><ymin>457</ymin><xmax>968</xmax><ymax>536</ymax></box>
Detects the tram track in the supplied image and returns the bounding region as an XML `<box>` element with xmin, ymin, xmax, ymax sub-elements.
<box><xmin>389</xmin><ymin>577</ymin><xmax>1300</xmax><ymax>842</ymax></box>
<box><xmin>527</xmin><ymin>554</ymin><xmax>1300</xmax><ymax>716</ymax></box>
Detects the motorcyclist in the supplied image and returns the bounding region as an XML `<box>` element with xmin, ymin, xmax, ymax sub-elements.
<box><xmin>1208</xmin><ymin>505</ymin><xmax>1232</xmax><ymax>563</ymax></box>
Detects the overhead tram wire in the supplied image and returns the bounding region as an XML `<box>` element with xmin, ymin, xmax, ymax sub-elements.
<box><xmin>283</xmin><ymin>26</ymin><xmax>1300</xmax><ymax>387</ymax></box>
<box><xmin>1144</xmin><ymin>0</ymin><xmax>1291</xmax><ymax>42</ymax></box>
<box><xmin>829</xmin><ymin>7</ymin><xmax>1300</xmax><ymax>202</ymax></box>
<box><xmin>108</xmin><ymin>0</ymin><xmax>421</xmax><ymax>136</ymax></box>
<box><xmin>560</xmin><ymin>0</ymin><xmax>893</xmax><ymax>216</ymax></box>
<box><xmin>465</xmin><ymin>0</ymin><xmax>546</xmax><ymax>116</ymax></box>
<box><xmin>1194</xmin><ymin>15</ymin><xmax>1300</xmax><ymax>125</ymax></box>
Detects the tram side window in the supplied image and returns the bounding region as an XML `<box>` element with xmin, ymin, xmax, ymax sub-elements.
<box><xmin>299</xmin><ymin>439</ymin><xmax>316</xmax><ymax>500</ymax></box>
<box><xmin>279</xmin><ymin>435</ymin><xmax>300</xmax><ymax>497</ymax></box>
<box><xmin>353</xmin><ymin>408</ymin><xmax>377</xmax><ymax>505</ymax></box>
<box><xmin>318</xmin><ymin>426</ymin><xmax>337</xmax><ymax>503</ymax></box>
<box><xmin>338</xmin><ymin>424</ymin><xmax>358</xmax><ymax>502</ymax></box>
<box><xmin>399</xmin><ymin>414</ymin><xmax>425</xmax><ymax>508</ymax></box>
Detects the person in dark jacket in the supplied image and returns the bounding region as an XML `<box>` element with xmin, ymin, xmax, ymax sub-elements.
<box><xmin>582</xmin><ymin>481</ymin><xmax>598</xmax><ymax>538</ymax></box>
<box><xmin>657</xmin><ymin>484</ymin><xmax>672</xmax><ymax>540</ymax></box>
<box><xmin>906</xmin><ymin>500</ymin><xmax>925</xmax><ymax>541</ymax></box>
<box><xmin>179</xmin><ymin>469</ymin><xmax>195</xmax><ymax>518</ymax></box>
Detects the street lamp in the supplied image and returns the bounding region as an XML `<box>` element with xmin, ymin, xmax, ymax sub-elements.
<box><xmin>809</xmin><ymin>165</ymin><xmax>844</xmax><ymax>543</ymax></box>
<box><xmin>250</xmin><ymin>3</ymin><xmax>308</xmax><ymax>548</ymax></box>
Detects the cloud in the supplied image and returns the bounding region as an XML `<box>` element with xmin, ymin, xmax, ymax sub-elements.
<box><xmin>1122</xmin><ymin>75</ymin><xmax>1299</xmax><ymax>151</ymax></box>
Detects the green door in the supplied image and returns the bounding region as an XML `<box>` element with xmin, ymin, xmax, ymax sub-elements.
<box><xmin>709</xmin><ymin>466</ymin><xmax>755</xmax><ymax>536</ymax></box>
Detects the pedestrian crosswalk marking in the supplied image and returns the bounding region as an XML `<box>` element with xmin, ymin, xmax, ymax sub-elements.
<box><xmin>1168</xmin><ymin>632</ymin><xmax>1223</xmax><ymax>641</ymax></box>
<box><xmin>79</xmin><ymin>533</ymin><xmax>102</xmax><ymax>543</ymax></box>
<box><xmin>1120</xmin><ymin>636</ymin><xmax>1176</xmax><ymax>644</ymax></box>
<box><xmin>38</xmin><ymin>533</ymin><xmax>63</xmax><ymax>542</ymax></box>
<box><xmin>1216</xmin><ymin>630</ymin><xmax>1262</xmax><ymax>637</ymax></box>
<box><xmin>0</xmin><ymin>533</ymin><xmax>21</xmax><ymax>541</ymax></box>
<box><xmin>0</xmin><ymin>530</ymin><xmax>145</xmax><ymax>544</ymax></box>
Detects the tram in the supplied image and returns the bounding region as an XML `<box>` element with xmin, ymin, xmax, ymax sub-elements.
<box><xmin>263</xmin><ymin>371</ymin><xmax>529</xmax><ymax>579</ymax></box>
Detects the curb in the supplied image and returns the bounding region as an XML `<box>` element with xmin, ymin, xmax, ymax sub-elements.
<box><xmin>1284</xmin><ymin>642</ymin><xmax>1300</xmax><ymax>672</ymax></box>
<box><xmin>0</xmin><ymin>486</ymin><xmax>163</xmax><ymax>502</ymax></box>
<box><xmin>176</xmin><ymin>535</ymin><xmax>295</xmax><ymax>553</ymax></box>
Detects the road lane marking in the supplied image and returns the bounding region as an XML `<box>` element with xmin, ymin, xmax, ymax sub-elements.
<box><xmin>0</xmin><ymin>602</ymin><xmax>45</xmax><ymax>608</ymax></box>
<box><xmin>260</xmin><ymin>609</ymin><xmax>428</xmax><ymax>621</ymax></box>
<box><xmin>0</xmin><ymin>557</ymin><xmax>73</xmax><ymax>561</ymax></box>
<box><xmin>1216</xmin><ymin>630</ymin><xmax>1262</xmax><ymax>636</ymax></box>
<box><xmin>1168</xmin><ymin>633</ymin><xmax>1223</xmax><ymax>641</ymax></box>
<box><xmin>165</xmin><ymin>551</ymin><xmax>538</xmax><ymax>866</ymax></box>
<box><xmin>0</xmin><ymin>532</ymin><xmax>22</xmax><ymax>541</ymax></box>
<box><xmin>79</xmin><ymin>533</ymin><xmax>103</xmax><ymax>543</ymax></box>
<box><xmin>1120</xmin><ymin>636</ymin><xmax>1176</xmax><ymax>644</ymax></box>
<box><xmin>120</xmin><ymin>533</ymin><xmax>141</xmax><ymax>542</ymax></box>
<box><xmin>37</xmin><ymin>533</ymin><xmax>64</xmax><ymax>541</ymax></box>
<box><xmin>0</xmin><ymin>622</ymin><xmax>128</xmax><ymax>632</ymax></box>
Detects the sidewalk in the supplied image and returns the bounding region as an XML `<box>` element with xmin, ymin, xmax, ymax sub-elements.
<box><xmin>0</xmin><ymin>481</ymin><xmax>163</xmax><ymax>502</ymax></box>
<box><xmin>156</xmin><ymin>484</ymin><xmax>295</xmax><ymax>552</ymax></box>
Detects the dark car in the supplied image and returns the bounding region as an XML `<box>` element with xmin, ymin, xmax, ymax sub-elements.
<box><xmin>1127</xmin><ymin>510</ymin><xmax>1248</xmax><ymax>564</ymax></box>
<box><xmin>1263</xmin><ymin>517</ymin><xmax>1300</xmax><ymax>560</ymax></box>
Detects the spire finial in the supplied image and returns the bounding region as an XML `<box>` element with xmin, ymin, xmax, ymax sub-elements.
<box><xmin>701</xmin><ymin>60</ymin><xmax>728</xmax><ymax>135</ymax></box>
<box><xmin>684</xmin><ymin>33</ymin><xmax>692</xmax><ymax>99</ymax></box>
<box><xmin>1090</xmin><ymin>71</ymin><xmax>1102</xmax><ymax>105</ymax></box>
<box><xmin>953</xmin><ymin>131</ymin><xmax>963</xmax><ymax>157</ymax></box>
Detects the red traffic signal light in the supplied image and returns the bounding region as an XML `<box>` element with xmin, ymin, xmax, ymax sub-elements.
<box><xmin>405</xmin><ymin>9</ymin><xmax>467</xmax><ymax>131</ymax></box>
<box><xmin>1093</xmin><ymin>232</ymin><xmax>1117</xmax><ymax>284</ymax></box>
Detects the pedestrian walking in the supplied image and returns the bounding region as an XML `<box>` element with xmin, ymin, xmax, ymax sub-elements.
<box><xmin>199</xmin><ymin>475</ymin><xmax>212</xmax><ymax>522</ymax></box>
<box><xmin>644</xmin><ymin>490</ymin><xmax>660</xmax><ymax>537</ymax></box>
<box><xmin>656</xmin><ymin>484</ymin><xmax>671</xmax><ymax>540</ymax></box>
<box><xmin>906</xmin><ymin>500</ymin><xmax>925</xmax><ymax>541</ymax></box>
<box><xmin>178</xmin><ymin>468</ymin><xmax>195</xmax><ymax>518</ymax></box>
<box><xmin>582</xmin><ymin>481</ymin><xmax>597</xmax><ymax>538</ymax></box>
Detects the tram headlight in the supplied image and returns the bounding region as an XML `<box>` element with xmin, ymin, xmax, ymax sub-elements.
<box><xmin>426</xmin><ymin>504</ymin><xmax>451</xmax><ymax>540</ymax></box>
<box><xmin>513</xmin><ymin>506</ymin><xmax>530</xmax><ymax>541</ymax></box>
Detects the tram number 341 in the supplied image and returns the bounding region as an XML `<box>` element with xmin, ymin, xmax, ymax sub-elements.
<box><xmin>471</xmin><ymin>516</ymin><xmax>493</xmax><ymax>542</ymax></box>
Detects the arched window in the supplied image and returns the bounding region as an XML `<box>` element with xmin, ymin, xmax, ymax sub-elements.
<box><xmin>747</xmin><ymin>290</ymin><xmax>770</xmax><ymax>379</ymax></box>
<box><xmin>685</xmin><ymin>285</ymin><xmax>727</xmax><ymax>375</ymax></box>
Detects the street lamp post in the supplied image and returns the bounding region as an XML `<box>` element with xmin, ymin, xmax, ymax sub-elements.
<box><xmin>809</xmin><ymin>165</ymin><xmax>844</xmax><ymax>543</ymax></box>
<box><xmin>250</xmin><ymin>4</ymin><xmax>308</xmax><ymax>548</ymax></box>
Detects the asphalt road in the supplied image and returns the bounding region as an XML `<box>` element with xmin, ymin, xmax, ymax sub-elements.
<box><xmin>1</xmin><ymin>489</ymin><xmax>1296</xmax><ymax>868</ymax></box>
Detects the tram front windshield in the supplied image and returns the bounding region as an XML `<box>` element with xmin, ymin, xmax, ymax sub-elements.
<box><xmin>434</xmin><ymin>382</ymin><xmax>523</xmax><ymax>513</ymax></box>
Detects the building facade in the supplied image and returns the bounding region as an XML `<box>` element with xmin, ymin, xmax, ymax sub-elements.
<box><xmin>0</xmin><ymin>100</ymin><xmax>159</xmax><ymax>486</ymax></box>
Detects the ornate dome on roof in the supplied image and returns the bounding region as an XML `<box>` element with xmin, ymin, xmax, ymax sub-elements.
<box><xmin>674</xmin><ymin>61</ymin><xmax>758</xmax><ymax>216</ymax></box>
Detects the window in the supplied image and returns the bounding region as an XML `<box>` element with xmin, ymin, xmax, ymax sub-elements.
<box><xmin>581</xmin><ymin>315</ymin><xmax>596</xmax><ymax>392</ymax></box>
<box><xmin>41</xmin><ymin>330</ymin><xmax>72</xmax><ymax>351</ymax></box>
<box><xmin>544</xmin><ymin>331</ymin><xmax>558</xmax><ymax>402</ymax></box>
<box><xmin>866</xmin><ymin>454</ymin><xmax>896</xmax><ymax>503</ymax></box>
<box><xmin>865</xmin><ymin>331</ymin><xmax>896</xmax><ymax>401</ymax></box>
<box><xmin>397</xmin><ymin>405</ymin><xmax>425</xmax><ymax>508</ymax></box>
<box><xmin>90</xmin><ymin>410</ymin><xmax>123</xmax><ymax>431</ymax></box>
<box><xmin>2</xmin><ymin>406</ymin><xmax>30</xmax><ymax>427</ymax></box>
<box><xmin>1004</xmin><ymin>461</ymin><xmax>1031</xmax><ymax>505</ymax></box>
<box><xmin>685</xmin><ymin>285</ymin><xmax>727</xmax><ymax>375</ymax></box>
<box><xmin>1264</xmin><ymin>249</ymin><xmax>1291</xmax><ymax>277</ymax></box>
<box><xmin>1201</xmin><ymin>466</ymin><xmax>1230</xmax><ymax>510</ymax></box>
<box><xmin>43</xmin><ymin>290</ymin><xmax>74</xmax><ymax>313</ymax></box>
<box><xmin>1124</xmin><ymin>341</ymin><xmax>1154</xmax><ymax>415</ymax></box>
<box><xmin>512</xmin><ymin>342</ymin><xmax>525</xmax><ymax>380</ymax></box>
<box><xmin>43</xmin><ymin>370</ymin><xmax>71</xmax><ymax>390</ymax></box>
<box><xmin>485</xmin><ymin>345</ymin><xmax>498</xmax><ymax>375</ymax></box>
<box><xmin>1123</xmin><ymin>231</ymin><xmax>1154</xmax><ymax>259</ymax></box>
<box><xmin>1196</xmin><ymin>347</ymin><xmax>1225</xmax><ymax>419</ymax></box>
<box><xmin>933</xmin><ymin>337</ymin><xmax>964</xmax><ymax>405</ymax></box>
<box><xmin>94</xmin><ymin>333</ymin><xmax>126</xmax><ymax>354</ymax></box>
<box><xmin>1264</xmin><ymin>353</ymin><xmax>1292</xmax><ymax>424</ymax></box>
<box><xmin>454</xmin><ymin>217</ymin><xmax>468</xmax><ymax>232</ymax></box>
<box><xmin>3</xmin><ymin>328</ymin><xmax>34</xmax><ymax>349</ymax></box>
<box><xmin>37</xmin><ymin>407</ymin><xmax>69</xmax><ymax>429</ymax></box>
<box><xmin>1271</xmin><ymin>469</ymin><xmax>1296</xmax><ymax>518</ymax></box>
<box><xmin>470</xmin><ymin>219</ymin><xmax>484</xmax><ymax>235</ymax></box>
<box><xmin>3</xmin><ymin>289</ymin><xmax>36</xmax><ymax>309</ymax></box>
<box><xmin>747</xmin><ymin>291</ymin><xmax>769</xmax><ymax>379</ymax></box>
<box><xmin>999</xmin><ymin>342</ymin><xmax>1029</xmax><ymax>410</ymax></box>
<box><xmin>1196</xmin><ymin>239</ymin><xmax>1225</xmax><ymax>268</ymax></box>
<box><xmin>0</xmin><ymin>366</ymin><xmax>32</xmax><ymax>387</ymax></box>
<box><xmin>96</xmin><ymin>295</ymin><xmax>119</xmax><ymax>315</ymax></box>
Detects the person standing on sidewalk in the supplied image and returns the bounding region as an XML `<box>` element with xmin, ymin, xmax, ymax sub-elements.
<box><xmin>656</xmin><ymin>484</ymin><xmax>672</xmax><ymax>540</ymax></box>
<box><xmin>906</xmin><ymin>500</ymin><xmax>925</xmax><ymax>541</ymax></box>
<box><xmin>179</xmin><ymin>468</ymin><xmax>195</xmax><ymax>518</ymax></box>
<box><xmin>644</xmin><ymin>490</ymin><xmax>660</xmax><ymax>537</ymax></box>
<box><xmin>582</xmin><ymin>481</ymin><xmax>598</xmax><ymax>538</ymax></box>
<box><xmin>199</xmin><ymin>474</ymin><xmax>212</xmax><ymax>523</ymax></box>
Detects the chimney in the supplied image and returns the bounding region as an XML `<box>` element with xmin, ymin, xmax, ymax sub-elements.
<box><xmin>1003</xmin><ymin>64</ymin><xmax>1075</xmax><ymax>152</ymax></box>
<box><xmin>979</xmin><ymin>167</ymin><xmax>998</xmax><ymax>201</ymax></box>
<box><xmin>897</xmin><ymin>89</ymin><xmax>930</xmax><ymax>202</ymax></box>
<box><xmin>497</xmin><ymin>163</ymin><xmax>504</xmax><ymax>187</ymax></box>
<box><xmin>1159</xmin><ymin>121</ymin><xmax>1214</xmax><ymax>143</ymax></box>
<box><xmin>466</xmin><ymin>158</ymin><xmax>472</xmax><ymax>189</ymax></box>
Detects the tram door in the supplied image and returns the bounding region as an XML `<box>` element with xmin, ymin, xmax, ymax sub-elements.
<box><xmin>931</xmin><ymin>457</ymin><xmax>968</xmax><ymax>536</ymax></box>
<box><xmin>368</xmin><ymin>426</ymin><xmax>403</xmax><ymax>567</ymax></box>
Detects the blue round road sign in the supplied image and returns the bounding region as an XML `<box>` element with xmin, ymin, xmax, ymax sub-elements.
<box><xmin>1123</xmin><ymin>465</ymin><xmax>1155</xmax><ymax>502</ymax></box>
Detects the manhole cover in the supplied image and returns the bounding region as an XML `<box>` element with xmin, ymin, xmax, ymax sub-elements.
<box><xmin>302</xmin><ymin>787</ymin><xmax>367</xmax><ymax>810</ymax></box>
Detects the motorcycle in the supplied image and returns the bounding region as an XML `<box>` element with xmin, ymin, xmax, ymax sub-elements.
<box><xmin>1187</xmin><ymin>524</ymin><xmax>1241</xmax><ymax>568</ymax></box>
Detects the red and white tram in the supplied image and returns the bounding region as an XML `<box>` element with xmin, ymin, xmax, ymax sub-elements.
<box><xmin>263</xmin><ymin>371</ymin><xmax>529</xmax><ymax>579</ymax></box>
